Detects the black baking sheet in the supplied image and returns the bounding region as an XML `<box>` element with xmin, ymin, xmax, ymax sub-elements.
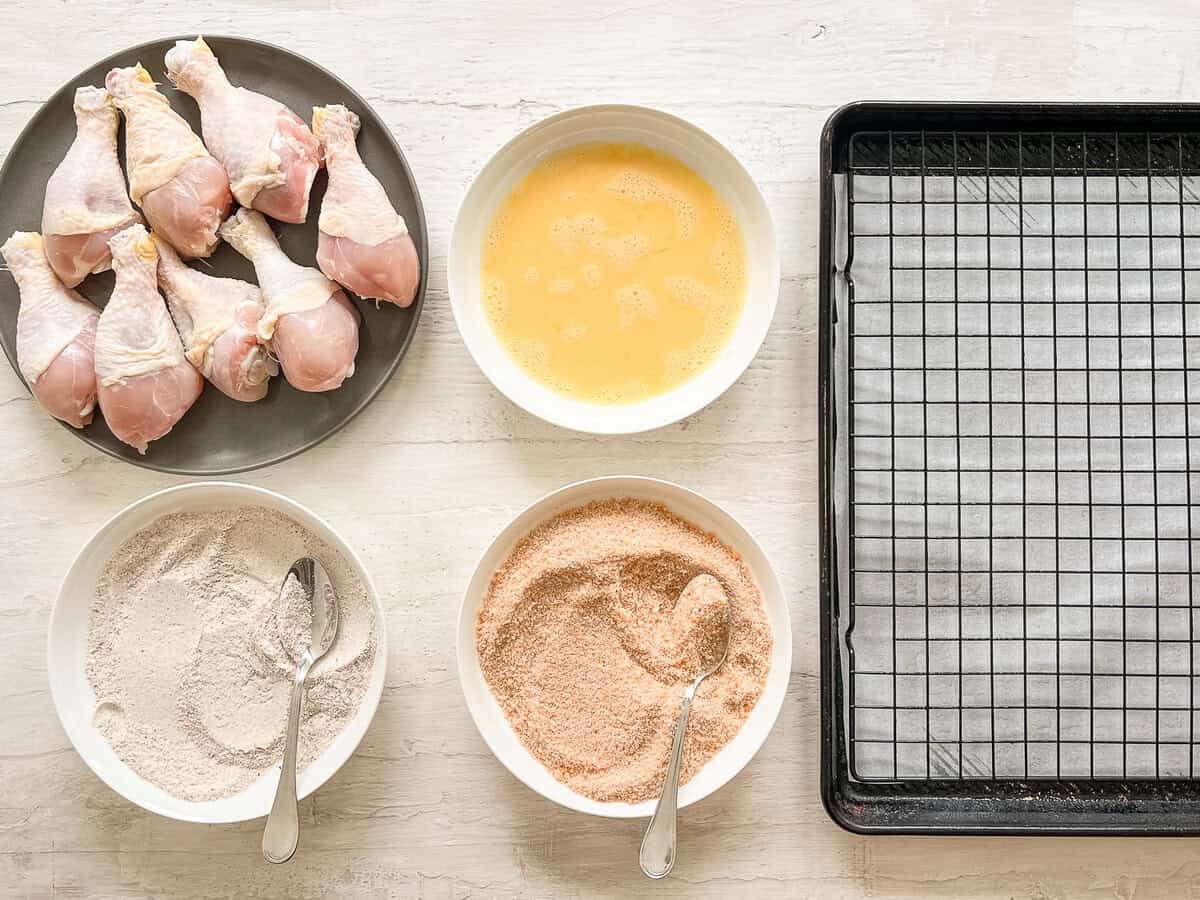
<box><xmin>820</xmin><ymin>103</ymin><xmax>1200</xmax><ymax>833</ymax></box>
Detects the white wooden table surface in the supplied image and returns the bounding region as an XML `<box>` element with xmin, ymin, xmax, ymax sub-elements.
<box><xmin>3</xmin><ymin>2</ymin><xmax>1200</xmax><ymax>897</ymax></box>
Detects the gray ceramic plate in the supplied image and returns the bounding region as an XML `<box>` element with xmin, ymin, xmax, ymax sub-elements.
<box><xmin>0</xmin><ymin>36</ymin><xmax>427</xmax><ymax>475</ymax></box>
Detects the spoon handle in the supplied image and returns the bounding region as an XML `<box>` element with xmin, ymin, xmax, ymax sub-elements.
<box><xmin>640</xmin><ymin>684</ymin><xmax>696</xmax><ymax>879</ymax></box>
<box><xmin>263</xmin><ymin>656</ymin><xmax>311</xmax><ymax>864</ymax></box>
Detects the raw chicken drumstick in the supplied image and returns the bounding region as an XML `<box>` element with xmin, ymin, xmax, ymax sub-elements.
<box><xmin>95</xmin><ymin>225</ymin><xmax>203</xmax><ymax>453</ymax></box>
<box><xmin>219</xmin><ymin>209</ymin><xmax>359</xmax><ymax>392</ymax></box>
<box><xmin>0</xmin><ymin>232</ymin><xmax>100</xmax><ymax>427</ymax></box>
<box><xmin>165</xmin><ymin>37</ymin><xmax>321</xmax><ymax>224</ymax></box>
<box><xmin>40</xmin><ymin>87</ymin><xmax>140</xmax><ymax>287</ymax></box>
<box><xmin>105</xmin><ymin>65</ymin><xmax>232</xmax><ymax>259</ymax></box>
<box><xmin>312</xmin><ymin>104</ymin><xmax>420</xmax><ymax>307</ymax></box>
<box><xmin>156</xmin><ymin>240</ymin><xmax>277</xmax><ymax>402</ymax></box>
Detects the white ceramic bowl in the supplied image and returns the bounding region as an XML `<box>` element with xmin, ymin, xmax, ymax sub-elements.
<box><xmin>457</xmin><ymin>475</ymin><xmax>791</xmax><ymax>817</ymax></box>
<box><xmin>448</xmin><ymin>105</ymin><xmax>780</xmax><ymax>434</ymax></box>
<box><xmin>47</xmin><ymin>482</ymin><xmax>388</xmax><ymax>823</ymax></box>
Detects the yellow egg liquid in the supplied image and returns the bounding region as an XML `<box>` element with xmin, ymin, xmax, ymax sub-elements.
<box><xmin>481</xmin><ymin>142</ymin><xmax>747</xmax><ymax>404</ymax></box>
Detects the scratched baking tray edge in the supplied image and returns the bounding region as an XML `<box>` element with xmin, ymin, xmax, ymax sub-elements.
<box><xmin>819</xmin><ymin>102</ymin><xmax>1200</xmax><ymax>834</ymax></box>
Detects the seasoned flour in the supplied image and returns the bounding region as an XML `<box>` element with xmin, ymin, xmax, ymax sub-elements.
<box><xmin>86</xmin><ymin>506</ymin><xmax>376</xmax><ymax>802</ymax></box>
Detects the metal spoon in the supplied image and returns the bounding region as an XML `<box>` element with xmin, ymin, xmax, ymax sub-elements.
<box><xmin>262</xmin><ymin>557</ymin><xmax>339</xmax><ymax>864</ymax></box>
<box><xmin>639</xmin><ymin>574</ymin><xmax>731</xmax><ymax>880</ymax></box>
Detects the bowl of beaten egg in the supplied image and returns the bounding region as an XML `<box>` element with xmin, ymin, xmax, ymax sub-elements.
<box><xmin>449</xmin><ymin>105</ymin><xmax>779</xmax><ymax>433</ymax></box>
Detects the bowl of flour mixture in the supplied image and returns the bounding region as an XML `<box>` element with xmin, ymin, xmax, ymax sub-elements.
<box><xmin>48</xmin><ymin>482</ymin><xmax>387</xmax><ymax>823</ymax></box>
<box><xmin>457</xmin><ymin>476</ymin><xmax>791</xmax><ymax>817</ymax></box>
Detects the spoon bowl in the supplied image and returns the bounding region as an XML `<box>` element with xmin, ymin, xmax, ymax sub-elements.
<box><xmin>681</xmin><ymin>572</ymin><xmax>732</xmax><ymax>680</ymax></box>
<box><xmin>285</xmin><ymin>556</ymin><xmax>340</xmax><ymax>662</ymax></box>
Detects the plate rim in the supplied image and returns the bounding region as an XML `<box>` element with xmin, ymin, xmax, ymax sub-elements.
<box><xmin>0</xmin><ymin>33</ymin><xmax>429</xmax><ymax>475</ymax></box>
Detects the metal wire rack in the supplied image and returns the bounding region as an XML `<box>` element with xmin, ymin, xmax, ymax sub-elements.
<box><xmin>820</xmin><ymin>104</ymin><xmax>1200</xmax><ymax>833</ymax></box>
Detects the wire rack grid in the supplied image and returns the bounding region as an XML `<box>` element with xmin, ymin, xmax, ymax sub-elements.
<box><xmin>838</xmin><ymin>128</ymin><xmax>1200</xmax><ymax>785</ymax></box>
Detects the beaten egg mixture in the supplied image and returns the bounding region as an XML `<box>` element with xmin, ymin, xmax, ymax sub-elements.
<box><xmin>482</xmin><ymin>142</ymin><xmax>747</xmax><ymax>404</ymax></box>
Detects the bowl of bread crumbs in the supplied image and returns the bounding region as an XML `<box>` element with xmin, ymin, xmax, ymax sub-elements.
<box><xmin>457</xmin><ymin>475</ymin><xmax>791</xmax><ymax>817</ymax></box>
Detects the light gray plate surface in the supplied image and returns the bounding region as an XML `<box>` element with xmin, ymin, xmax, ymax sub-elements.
<box><xmin>0</xmin><ymin>35</ymin><xmax>427</xmax><ymax>474</ymax></box>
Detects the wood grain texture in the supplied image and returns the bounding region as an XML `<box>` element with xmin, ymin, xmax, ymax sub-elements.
<box><xmin>2</xmin><ymin>1</ymin><xmax>1199</xmax><ymax>897</ymax></box>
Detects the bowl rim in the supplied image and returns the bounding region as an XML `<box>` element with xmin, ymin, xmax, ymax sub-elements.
<box><xmin>447</xmin><ymin>103</ymin><xmax>780</xmax><ymax>435</ymax></box>
<box><xmin>0</xmin><ymin>33</ymin><xmax>429</xmax><ymax>476</ymax></box>
<box><xmin>455</xmin><ymin>474</ymin><xmax>792</xmax><ymax>818</ymax></box>
<box><xmin>46</xmin><ymin>480</ymin><xmax>389</xmax><ymax>823</ymax></box>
